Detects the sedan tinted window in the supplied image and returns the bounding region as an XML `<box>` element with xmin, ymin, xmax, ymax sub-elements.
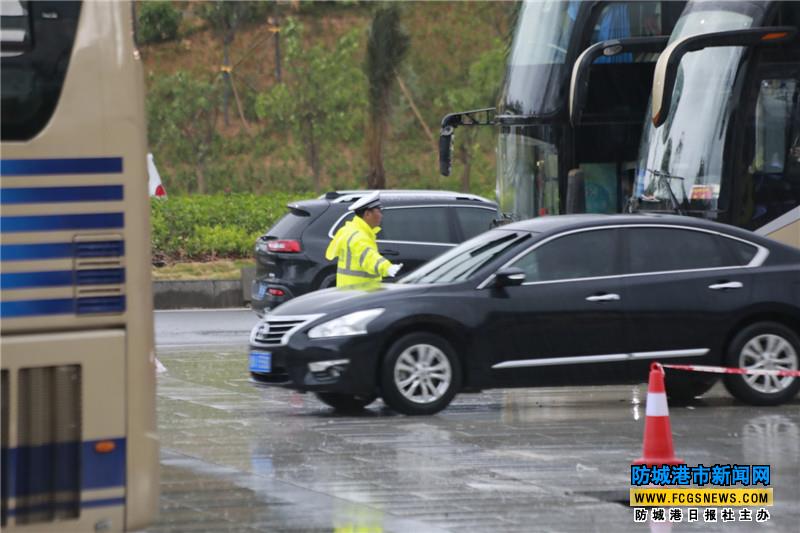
<box><xmin>720</xmin><ymin>237</ymin><xmax>758</xmax><ymax>266</ymax></box>
<box><xmin>625</xmin><ymin>227</ymin><xmax>732</xmax><ymax>273</ymax></box>
<box><xmin>455</xmin><ymin>207</ymin><xmax>497</xmax><ymax>239</ymax></box>
<box><xmin>380</xmin><ymin>207</ymin><xmax>452</xmax><ymax>243</ymax></box>
<box><xmin>512</xmin><ymin>229</ymin><xmax>620</xmax><ymax>282</ymax></box>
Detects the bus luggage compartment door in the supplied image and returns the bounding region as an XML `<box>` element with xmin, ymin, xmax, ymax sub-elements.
<box><xmin>1</xmin><ymin>329</ymin><xmax>126</xmax><ymax>532</ymax></box>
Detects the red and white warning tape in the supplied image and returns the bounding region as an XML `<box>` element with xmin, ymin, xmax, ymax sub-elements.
<box><xmin>663</xmin><ymin>363</ymin><xmax>800</xmax><ymax>378</ymax></box>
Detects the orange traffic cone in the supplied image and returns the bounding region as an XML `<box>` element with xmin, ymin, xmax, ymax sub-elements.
<box><xmin>633</xmin><ymin>363</ymin><xmax>684</xmax><ymax>466</ymax></box>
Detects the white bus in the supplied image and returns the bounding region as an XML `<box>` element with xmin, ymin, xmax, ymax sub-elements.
<box><xmin>1</xmin><ymin>1</ymin><xmax>158</xmax><ymax>530</ymax></box>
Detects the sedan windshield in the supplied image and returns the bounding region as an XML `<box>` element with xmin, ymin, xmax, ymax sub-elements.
<box><xmin>400</xmin><ymin>230</ymin><xmax>532</xmax><ymax>285</ymax></box>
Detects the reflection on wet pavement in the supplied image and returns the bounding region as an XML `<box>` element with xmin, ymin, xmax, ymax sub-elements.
<box><xmin>146</xmin><ymin>347</ymin><xmax>800</xmax><ymax>533</ymax></box>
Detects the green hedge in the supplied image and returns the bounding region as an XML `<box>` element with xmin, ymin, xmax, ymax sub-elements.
<box><xmin>151</xmin><ymin>193</ymin><xmax>309</xmax><ymax>261</ymax></box>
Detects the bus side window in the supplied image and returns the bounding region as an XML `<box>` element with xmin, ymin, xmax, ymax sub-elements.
<box><xmin>0</xmin><ymin>1</ymin><xmax>82</xmax><ymax>141</ymax></box>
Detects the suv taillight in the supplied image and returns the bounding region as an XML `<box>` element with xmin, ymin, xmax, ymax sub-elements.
<box><xmin>267</xmin><ymin>239</ymin><xmax>302</xmax><ymax>253</ymax></box>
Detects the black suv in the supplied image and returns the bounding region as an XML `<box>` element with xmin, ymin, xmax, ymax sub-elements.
<box><xmin>251</xmin><ymin>190</ymin><xmax>498</xmax><ymax>314</ymax></box>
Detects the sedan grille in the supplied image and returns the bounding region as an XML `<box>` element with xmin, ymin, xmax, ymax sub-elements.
<box><xmin>251</xmin><ymin>315</ymin><xmax>320</xmax><ymax>346</ymax></box>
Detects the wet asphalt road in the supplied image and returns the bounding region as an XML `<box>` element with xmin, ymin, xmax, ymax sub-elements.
<box><xmin>148</xmin><ymin>310</ymin><xmax>800</xmax><ymax>533</ymax></box>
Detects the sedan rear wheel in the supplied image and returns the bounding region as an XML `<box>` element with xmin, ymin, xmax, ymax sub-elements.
<box><xmin>380</xmin><ymin>333</ymin><xmax>461</xmax><ymax>415</ymax></box>
<box><xmin>723</xmin><ymin>322</ymin><xmax>800</xmax><ymax>406</ymax></box>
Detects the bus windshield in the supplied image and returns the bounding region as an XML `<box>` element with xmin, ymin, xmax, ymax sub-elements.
<box><xmin>634</xmin><ymin>4</ymin><xmax>762</xmax><ymax>215</ymax></box>
<box><xmin>500</xmin><ymin>0</ymin><xmax>580</xmax><ymax>116</ymax></box>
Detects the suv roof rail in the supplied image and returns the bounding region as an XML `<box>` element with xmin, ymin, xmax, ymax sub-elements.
<box><xmin>321</xmin><ymin>189</ymin><xmax>494</xmax><ymax>204</ymax></box>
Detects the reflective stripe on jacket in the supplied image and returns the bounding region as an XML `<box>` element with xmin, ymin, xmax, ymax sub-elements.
<box><xmin>325</xmin><ymin>216</ymin><xmax>391</xmax><ymax>288</ymax></box>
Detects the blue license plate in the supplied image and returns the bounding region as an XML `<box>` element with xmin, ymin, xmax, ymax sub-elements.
<box><xmin>252</xmin><ymin>282</ymin><xmax>267</xmax><ymax>300</ymax></box>
<box><xmin>249</xmin><ymin>351</ymin><xmax>272</xmax><ymax>373</ymax></box>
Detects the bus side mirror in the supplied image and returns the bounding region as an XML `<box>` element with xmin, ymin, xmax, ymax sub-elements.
<box><xmin>569</xmin><ymin>36</ymin><xmax>668</xmax><ymax>126</ymax></box>
<box><xmin>438</xmin><ymin>108</ymin><xmax>496</xmax><ymax>176</ymax></box>
<box><xmin>652</xmin><ymin>27</ymin><xmax>797</xmax><ymax>127</ymax></box>
<box><xmin>439</xmin><ymin>126</ymin><xmax>454</xmax><ymax>177</ymax></box>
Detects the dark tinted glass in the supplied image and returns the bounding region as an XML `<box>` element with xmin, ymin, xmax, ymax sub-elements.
<box><xmin>380</xmin><ymin>207</ymin><xmax>452</xmax><ymax>243</ymax></box>
<box><xmin>720</xmin><ymin>237</ymin><xmax>758</xmax><ymax>266</ymax></box>
<box><xmin>268</xmin><ymin>211</ymin><xmax>310</xmax><ymax>239</ymax></box>
<box><xmin>402</xmin><ymin>230</ymin><xmax>530</xmax><ymax>285</ymax></box>
<box><xmin>626</xmin><ymin>227</ymin><xmax>731</xmax><ymax>273</ymax></box>
<box><xmin>736</xmin><ymin>77</ymin><xmax>800</xmax><ymax>231</ymax></box>
<box><xmin>512</xmin><ymin>229</ymin><xmax>620</xmax><ymax>281</ymax></box>
<box><xmin>1</xmin><ymin>1</ymin><xmax>82</xmax><ymax>140</ymax></box>
<box><xmin>330</xmin><ymin>212</ymin><xmax>354</xmax><ymax>235</ymax></box>
<box><xmin>456</xmin><ymin>207</ymin><xmax>496</xmax><ymax>239</ymax></box>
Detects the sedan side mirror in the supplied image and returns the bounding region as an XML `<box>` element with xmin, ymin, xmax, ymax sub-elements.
<box><xmin>493</xmin><ymin>267</ymin><xmax>526</xmax><ymax>288</ymax></box>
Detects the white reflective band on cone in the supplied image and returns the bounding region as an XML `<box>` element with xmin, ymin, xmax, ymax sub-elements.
<box><xmin>645</xmin><ymin>392</ymin><xmax>670</xmax><ymax>417</ymax></box>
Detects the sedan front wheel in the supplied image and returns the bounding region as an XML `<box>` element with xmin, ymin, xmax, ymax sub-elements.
<box><xmin>723</xmin><ymin>322</ymin><xmax>800</xmax><ymax>406</ymax></box>
<box><xmin>380</xmin><ymin>333</ymin><xmax>461</xmax><ymax>415</ymax></box>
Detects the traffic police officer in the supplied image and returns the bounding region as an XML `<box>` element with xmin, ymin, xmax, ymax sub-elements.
<box><xmin>325</xmin><ymin>192</ymin><xmax>402</xmax><ymax>287</ymax></box>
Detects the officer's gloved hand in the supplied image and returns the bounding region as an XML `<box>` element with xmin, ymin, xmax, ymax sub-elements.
<box><xmin>387</xmin><ymin>263</ymin><xmax>403</xmax><ymax>277</ymax></box>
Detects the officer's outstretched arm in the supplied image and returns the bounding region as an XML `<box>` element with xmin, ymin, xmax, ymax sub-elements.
<box><xmin>352</xmin><ymin>238</ymin><xmax>391</xmax><ymax>277</ymax></box>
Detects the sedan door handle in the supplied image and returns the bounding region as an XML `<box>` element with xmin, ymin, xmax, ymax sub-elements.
<box><xmin>708</xmin><ymin>281</ymin><xmax>743</xmax><ymax>290</ymax></box>
<box><xmin>585</xmin><ymin>293</ymin><xmax>620</xmax><ymax>302</ymax></box>
<box><xmin>380</xmin><ymin>249</ymin><xmax>400</xmax><ymax>256</ymax></box>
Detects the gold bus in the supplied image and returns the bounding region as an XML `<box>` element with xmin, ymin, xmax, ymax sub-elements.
<box><xmin>1</xmin><ymin>1</ymin><xmax>158</xmax><ymax>530</ymax></box>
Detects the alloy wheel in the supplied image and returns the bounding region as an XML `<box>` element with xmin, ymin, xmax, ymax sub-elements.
<box><xmin>739</xmin><ymin>334</ymin><xmax>798</xmax><ymax>394</ymax></box>
<box><xmin>393</xmin><ymin>343</ymin><xmax>452</xmax><ymax>404</ymax></box>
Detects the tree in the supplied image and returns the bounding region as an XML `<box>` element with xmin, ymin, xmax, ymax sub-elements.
<box><xmin>364</xmin><ymin>6</ymin><xmax>409</xmax><ymax>189</ymax></box>
<box><xmin>255</xmin><ymin>19</ymin><xmax>366</xmax><ymax>193</ymax></box>
<box><xmin>147</xmin><ymin>71</ymin><xmax>221</xmax><ymax>194</ymax></box>
<box><xmin>437</xmin><ymin>38</ymin><xmax>506</xmax><ymax>192</ymax></box>
<box><xmin>194</xmin><ymin>1</ymin><xmax>268</xmax><ymax>127</ymax></box>
<box><xmin>137</xmin><ymin>1</ymin><xmax>182</xmax><ymax>44</ymax></box>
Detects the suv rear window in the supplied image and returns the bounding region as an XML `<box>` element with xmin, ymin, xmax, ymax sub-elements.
<box><xmin>268</xmin><ymin>210</ymin><xmax>310</xmax><ymax>238</ymax></box>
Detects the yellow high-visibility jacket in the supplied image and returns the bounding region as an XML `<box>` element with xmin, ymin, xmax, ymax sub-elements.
<box><xmin>325</xmin><ymin>215</ymin><xmax>391</xmax><ymax>288</ymax></box>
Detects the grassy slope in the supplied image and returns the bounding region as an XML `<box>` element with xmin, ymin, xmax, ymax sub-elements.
<box><xmin>141</xmin><ymin>2</ymin><xmax>513</xmax><ymax>197</ymax></box>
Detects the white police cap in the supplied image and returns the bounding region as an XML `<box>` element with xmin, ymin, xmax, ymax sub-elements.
<box><xmin>348</xmin><ymin>191</ymin><xmax>382</xmax><ymax>212</ymax></box>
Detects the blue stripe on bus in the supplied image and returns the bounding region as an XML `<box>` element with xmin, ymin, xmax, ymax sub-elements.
<box><xmin>0</xmin><ymin>240</ymin><xmax>125</xmax><ymax>261</ymax></box>
<box><xmin>6</xmin><ymin>498</ymin><xmax>126</xmax><ymax>517</ymax></box>
<box><xmin>0</xmin><ymin>157</ymin><xmax>123</xmax><ymax>176</ymax></box>
<box><xmin>0</xmin><ymin>213</ymin><xmax>124</xmax><ymax>232</ymax></box>
<box><xmin>0</xmin><ymin>185</ymin><xmax>123</xmax><ymax>204</ymax></box>
<box><xmin>1</xmin><ymin>270</ymin><xmax>73</xmax><ymax>288</ymax></box>
<box><xmin>0</xmin><ymin>298</ymin><xmax>75</xmax><ymax>317</ymax></box>
<box><xmin>1</xmin><ymin>268</ymin><xmax>125</xmax><ymax>289</ymax></box>
<box><xmin>76</xmin><ymin>296</ymin><xmax>126</xmax><ymax>314</ymax></box>
<box><xmin>1</xmin><ymin>438</ymin><xmax>125</xmax><ymax>499</ymax></box>
<box><xmin>0</xmin><ymin>296</ymin><xmax>126</xmax><ymax>318</ymax></box>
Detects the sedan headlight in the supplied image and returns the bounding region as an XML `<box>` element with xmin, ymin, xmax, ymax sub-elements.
<box><xmin>307</xmin><ymin>308</ymin><xmax>385</xmax><ymax>339</ymax></box>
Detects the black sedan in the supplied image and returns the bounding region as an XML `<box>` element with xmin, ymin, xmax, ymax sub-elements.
<box><xmin>248</xmin><ymin>214</ymin><xmax>800</xmax><ymax>415</ymax></box>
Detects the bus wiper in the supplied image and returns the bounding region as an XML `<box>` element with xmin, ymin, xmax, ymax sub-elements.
<box><xmin>644</xmin><ymin>168</ymin><xmax>687</xmax><ymax>215</ymax></box>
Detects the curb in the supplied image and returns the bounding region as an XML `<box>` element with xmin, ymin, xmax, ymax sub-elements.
<box><xmin>153</xmin><ymin>280</ymin><xmax>245</xmax><ymax>309</ymax></box>
<box><xmin>153</xmin><ymin>266</ymin><xmax>256</xmax><ymax>310</ymax></box>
